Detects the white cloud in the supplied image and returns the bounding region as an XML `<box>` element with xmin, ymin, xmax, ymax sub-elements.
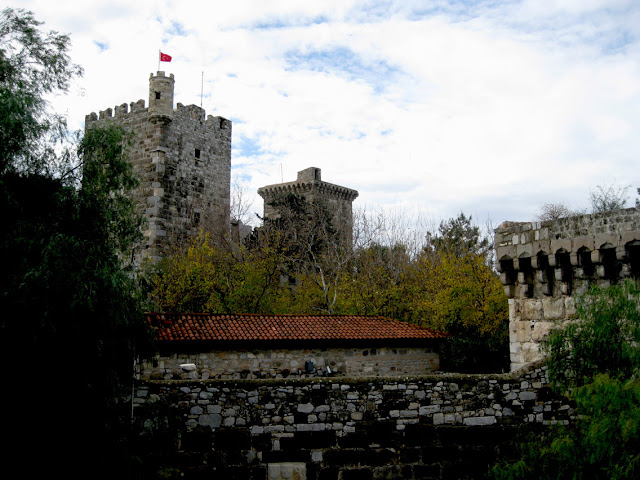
<box><xmin>6</xmin><ymin>0</ymin><xmax>640</xmax><ymax>225</ymax></box>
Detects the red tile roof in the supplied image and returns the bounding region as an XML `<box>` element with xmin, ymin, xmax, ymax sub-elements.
<box><xmin>147</xmin><ymin>313</ymin><xmax>449</xmax><ymax>343</ymax></box>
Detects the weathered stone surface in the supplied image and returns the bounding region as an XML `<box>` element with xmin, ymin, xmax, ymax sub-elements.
<box><xmin>199</xmin><ymin>413</ymin><xmax>221</xmax><ymax>428</ymax></box>
<box><xmin>496</xmin><ymin>207</ymin><xmax>640</xmax><ymax>371</ymax></box>
<box><xmin>134</xmin><ymin>362</ymin><xmax>576</xmax><ymax>480</ymax></box>
<box><xmin>86</xmin><ymin>72</ymin><xmax>232</xmax><ymax>265</ymax></box>
<box><xmin>463</xmin><ymin>416</ymin><xmax>496</xmax><ymax>426</ymax></box>
<box><xmin>298</xmin><ymin>403</ymin><xmax>314</xmax><ymax>413</ymax></box>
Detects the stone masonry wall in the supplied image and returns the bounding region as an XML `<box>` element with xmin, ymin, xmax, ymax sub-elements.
<box><xmin>141</xmin><ymin>346</ymin><xmax>440</xmax><ymax>381</ymax></box>
<box><xmin>133</xmin><ymin>362</ymin><xmax>571</xmax><ymax>479</ymax></box>
<box><xmin>85</xmin><ymin>72</ymin><xmax>232</xmax><ymax>263</ymax></box>
<box><xmin>495</xmin><ymin>207</ymin><xmax>640</xmax><ymax>370</ymax></box>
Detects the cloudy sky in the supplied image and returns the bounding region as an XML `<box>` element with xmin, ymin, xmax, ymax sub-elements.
<box><xmin>7</xmin><ymin>0</ymin><xmax>640</xmax><ymax>228</ymax></box>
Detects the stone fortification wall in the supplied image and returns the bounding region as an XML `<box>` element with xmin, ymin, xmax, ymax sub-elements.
<box><xmin>133</xmin><ymin>362</ymin><xmax>571</xmax><ymax>479</ymax></box>
<box><xmin>495</xmin><ymin>207</ymin><xmax>640</xmax><ymax>370</ymax></box>
<box><xmin>85</xmin><ymin>72</ymin><xmax>232</xmax><ymax>263</ymax></box>
<box><xmin>141</xmin><ymin>346</ymin><xmax>440</xmax><ymax>380</ymax></box>
<box><xmin>258</xmin><ymin>167</ymin><xmax>359</xmax><ymax>244</ymax></box>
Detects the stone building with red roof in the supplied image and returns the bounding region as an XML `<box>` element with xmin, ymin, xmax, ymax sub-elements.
<box><xmin>141</xmin><ymin>314</ymin><xmax>448</xmax><ymax>380</ymax></box>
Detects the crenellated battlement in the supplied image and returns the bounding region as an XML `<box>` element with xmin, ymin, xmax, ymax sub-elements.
<box><xmin>495</xmin><ymin>207</ymin><xmax>640</xmax><ymax>371</ymax></box>
<box><xmin>258</xmin><ymin>167</ymin><xmax>359</xmax><ymax>245</ymax></box>
<box><xmin>85</xmin><ymin>99</ymin><xmax>148</xmax><ymax>126</ymax></box>
<box><xmin>84</xmin><ymin>72</ymin><xmax>232</xmax><ymax>265</ymax></box>
<box><xmin>258</xmin><ymin>178</ymin><xmax>359</xmax><ymax>201</ymax></box>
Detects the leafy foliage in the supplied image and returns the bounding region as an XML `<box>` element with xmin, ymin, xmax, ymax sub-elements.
<box><xmin>0</xmin><ymin>7</ymin><xmax>82</xmax><ymax>175</ymax></box>
<box><xmin>0</xmin><ymin>9</ymin><xmax>149</xmax><ymax>479</ymax></box>
<box><xmin>1</xmin><ymin>125</ymin><xmax>152</xmax><ymax>479</ymax></box>
<box><xmin>545</xmin><ymin>282</ymin><xmax>640</xmax><ymax>391</ymax></box>
<box><xmin>493</xmin><ymin>282</ymin><xmax>640</xmax><ymax>479</ymax></box>
<box><xmin>414</xmin><ymin>250</ymin><xmax>509</xmax><ymax>371</ymax></box>
<box><xmin>494</xmin><ymin>374</ymin><xmax>640</xmax><ymax>480</ymax></box>
<box><xmin>151</xmin><ymin>231</ymin><xmax>289</xmax><ymax>314</ymax></box>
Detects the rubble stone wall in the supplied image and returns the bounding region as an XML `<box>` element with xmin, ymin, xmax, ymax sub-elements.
<box><xmin>495</xmin><ymin>207</ymin><xmax>640</xmax><ymax>370</ymax></box>
<box><xmin>140</xmin><ymin>346</ymin><xmax>440</xmax><ymax>380</ymax></box>
<box><xmin>133</xmin><ymin>362</ymin><xmax>571</xmax><ymax>479</ymax></box>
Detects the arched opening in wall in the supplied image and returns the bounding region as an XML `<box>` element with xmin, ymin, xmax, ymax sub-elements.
<box><xmin>535</xmin><ymin>251</ymin><xmax>553</xmax><ymax>296</ymax></box>
<box><xmin>555</xmin><ymin>248</ymin><xmax>573</xmax><ymax>295</ymax></box>
<box><xmin>517</xmin><ymin>254</ymin><xmax>533</xmax><ymax>298</ymax></box>
<box><xmin>625</xmin><ymin>240</ymin><xmax>640</xmax><ymax>278</ymax></box>
<box><xmin>599</xmin><ymin>243</ymin><xmax>620</xmax><ymax>281</ymax></box>
<box><xmin>577</xmin><ymin>247</ymin><xmax>595</xmax><ymax>279</ymax></box>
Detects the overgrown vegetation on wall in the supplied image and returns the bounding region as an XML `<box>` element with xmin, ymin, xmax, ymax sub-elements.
<box><xmin>493</xmin><ymin>281</ymin><xmax>640</xmax><ymax>479</ymax></box>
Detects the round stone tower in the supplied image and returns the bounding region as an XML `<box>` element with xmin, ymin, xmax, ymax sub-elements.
<box><xmin>148</xmin><ymin>71</ymin><xmax>174</xmax><ymax>122</ymax></box>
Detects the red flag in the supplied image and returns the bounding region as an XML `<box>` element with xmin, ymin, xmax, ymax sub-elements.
<box><xmin>160</xmin><ymin>52</ymin><xmax>172</xmax><ymax>62</ymax></box>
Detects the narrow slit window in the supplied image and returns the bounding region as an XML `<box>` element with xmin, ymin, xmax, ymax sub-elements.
<box><xmin>195</xmin><ymin>148</ymin><xmax>201</xmax><ymax>159</ymax></box>
<box><xmin>155</xmin><ymin>91</ymin><xmax>161</xmax><ymax>100</ymax></box>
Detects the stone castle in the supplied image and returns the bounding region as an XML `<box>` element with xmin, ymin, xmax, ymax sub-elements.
<box><xmin>86</xmin><ymin>73</ymin><xmax>358</xmax><ymax>262</ymax></box>
<box><xmin>258</xmin><ymin>167</ymin><xmax>359</xmax><ymax>242</ymax></box>
<box><xmin>85</xmin><ymin>72</ymin><xmax>232</xmax><ymax>263</ymax></box>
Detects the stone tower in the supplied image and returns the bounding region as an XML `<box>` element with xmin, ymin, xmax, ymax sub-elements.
<box><xmin>85</xmin><ymin>72</ymin><xmax>232</xmax><ymax>263</ymax></box>
<box><xmin>495</xmin><ymin>208</ymin><xmax>640</xmax><ymax>371</ymax></box>
<box><xmin>257</xmin><ymin>167</ymin><xmax>359</xmax><ymax>243</ymax></box>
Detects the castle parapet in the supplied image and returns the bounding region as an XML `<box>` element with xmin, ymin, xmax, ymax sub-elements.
<box><xmin>258</xmin><ymin>167</ymin><xmax>359</xmax><ymax>245</ymax></box>
<box><xmin>495</xmin><ymin>207</ymin><xmax>640</xmax><ymax>371</ymax></box>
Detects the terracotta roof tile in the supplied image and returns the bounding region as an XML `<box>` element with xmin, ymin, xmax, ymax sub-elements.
<box><xmin>146</xmin><ymin>314</ymin><xmax>449</xmax><ymax>343</ymax></box>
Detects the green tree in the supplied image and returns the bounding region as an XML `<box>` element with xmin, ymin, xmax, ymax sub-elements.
<box><xmin>426</xmin><ymin>212</ymin><xmax>491</xmax><ymax>259</ymax></box>
<box><xmin>413</xmin><ymin>249</ymin><xmax>509</xmax><ymax>372</ymax></box>
<box><xmin>151</xmin><ymin>231</ymin><xmax>290</xmax><ymax>314</ymax></box>
<box><xmin>493</xmin><ymin>281</ymin><xmax>640</xmax><ymax>479</ymax></box>
<box><xmin>416</xmin><ymin>213</ymin><xmax>509</xmax><ymax>371</ymax></box>
<box><xmin>255</xmin><ymin>192</ymin><xmax>354</xmax><ymax>313</ymax></box>
<box><xmin>339</xmin><ymin>242</ymin><xmax>415</xmax><ymax>319</ymax></box>
<box><xmin>545</xmin><ymin>282</ymin><xmax>640</xmax><ymax>391</ymax></box>
<box><xmin>0</xmin><ymin>7</ymin><xmax>82</xmax><ymax>175</ymax></box>
<box><xmin>0</xmin><ymin>9</ymin><xmax>151</xmax><ymax>479</ymax></box>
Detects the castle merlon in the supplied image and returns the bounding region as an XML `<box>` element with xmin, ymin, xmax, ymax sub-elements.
<box><xmin>85</xmin><ymin>71</ymin><xmax>230</xmax><ymax>130</ymax></box>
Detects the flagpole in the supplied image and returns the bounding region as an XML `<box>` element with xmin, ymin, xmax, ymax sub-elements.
<box><xmin>201</xmin><ymin>71</ymin><xmax>204</xmax><ymax>108</ymax></box>
<box><xmin>157</xmin><ymin>50</ymin><xmax>160</xmax><ymax>72</ymax></box>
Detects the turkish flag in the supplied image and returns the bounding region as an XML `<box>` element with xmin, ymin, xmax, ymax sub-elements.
<box><xmin>160</xmin><ymin>52</ymin><xmax>172</xmax><ymax>62</ymax></box>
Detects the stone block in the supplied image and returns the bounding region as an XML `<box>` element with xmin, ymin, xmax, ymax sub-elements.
<box><xmin>298</xmin><ymin>403</ymin><xmax>314</xmax><ymax>413</ymax></box>
<box><xmin>433</xmin><ymin>413</ymin><xmax>445</xmax><ymax>425</ymax></box>
<box><xmin>463</xmin><ymin>416</ymin><xmax>496</xmax><ymax>426</ymax></box>
<box><xmin>531</xmin><ymin>321</ymin><xmax>554</xmax><ymax>342</ymax></box>
<box><xmin>522</xmin><ymin>299</ymin><xmax>543</xmax><ymax>321</ymax></box>
<box><xmin>511</xmin><ymin>320</ymin><xmax>532</xmax><ymax>344</ymax></box>
<box><xmin>521</xmin><ymin>342</ymin><xmax>542</xmax><ymax>363</ymax></box>
<box><xmin>519</xmin><ymin>391</ymin><xmax>537</xmax><ymax>401</ymax></box>
<box><xmin>542</xmin><ymin>297</ymin><xmax>565</xmax><ymax>320</ymax></box>
<box><xmin>419</xmin><ymin>405</ymin><xmax>440</xmax><ymax>415</ymax></box>
<box><xmin>268</xmin><ymin>462</ymin><xmax>307</xmax><ymax>480</ymax></box>
<box><xmin>199</xmin><ymin>413</ymin><xmax>221</xmax><ymax>428</ymax></box>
